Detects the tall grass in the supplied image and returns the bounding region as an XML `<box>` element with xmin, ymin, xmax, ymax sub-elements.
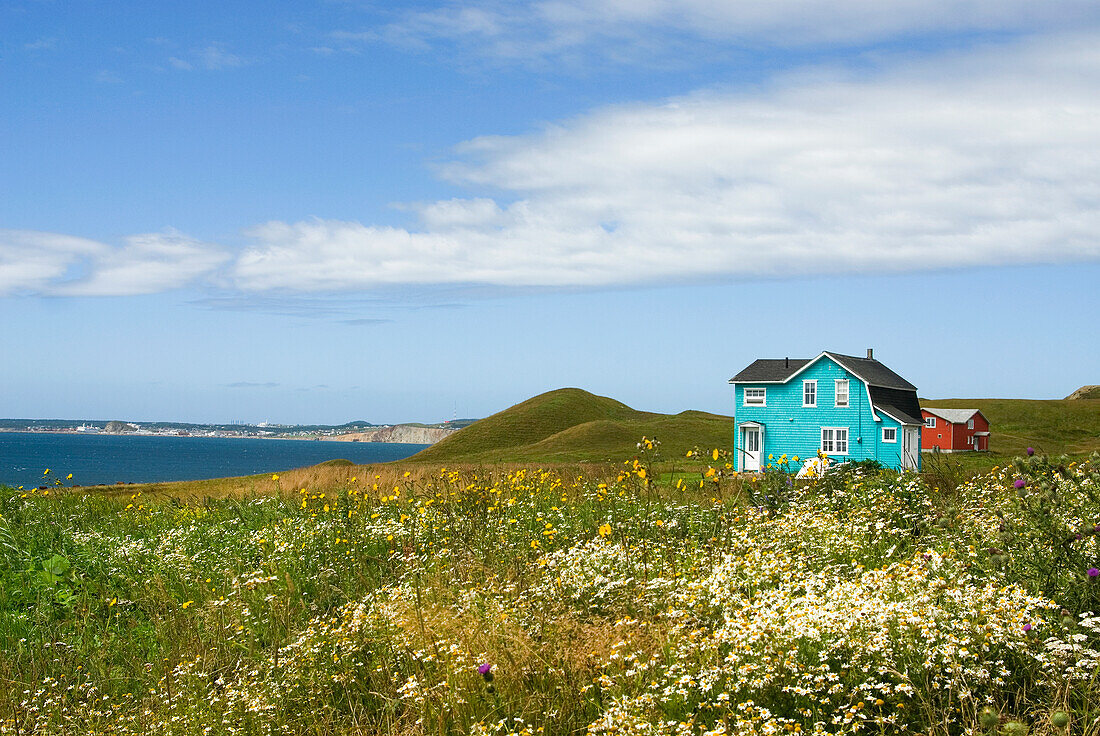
<box><xmin>2</xmin><ymin>446</ymin><xmax>1099</xmax><ymax>735</ymax></box>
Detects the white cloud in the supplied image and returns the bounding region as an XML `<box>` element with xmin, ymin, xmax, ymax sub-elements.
<box><xmin>8</xmin><ymin>31</ymin><xmax>1100</xmax><ymax>298</ymax></box>
<box><xmin>0</xmin><ymin>230</ymin><xmax>229</xmax><ymax>296</ymax></box>
<box><xmin>0</xmin><ymin>231</ymin><xmax>106</xmax><ymax>294</ymax></box>
<box><xmin>232</xmin><ymin>32</ymin><xmax>1100</xmax><ymax>291</ymax></box>
<box><xmin>168</xmin><ymin>45</ymin><xmax>246</xmax><ymax>71</ymax></box>
<box><xmin>54</xmin><ymin>231</ymin><xmax>230</xmax><ymax>296</ymax></box>
<box><xmin>358</xmin><ymin>0</ymin><xmax>1100</xmax><ymax>61</ymax></box>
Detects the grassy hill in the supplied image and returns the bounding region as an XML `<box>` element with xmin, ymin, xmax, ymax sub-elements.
<box><xmin>409</xmin><ymin>388</ymin><xmax>734</xmax><ymax>463</ymax></box>
<box><xmin>921</xmin><ymin>397</ymin><xmax>1100</xmax><ymax>458</ymax></box>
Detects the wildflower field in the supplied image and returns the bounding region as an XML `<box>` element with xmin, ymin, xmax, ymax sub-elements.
<box><xmin>2</xmin><ymin>446</ymin><xmax>1100</xmax><ymax>736</ymax></box>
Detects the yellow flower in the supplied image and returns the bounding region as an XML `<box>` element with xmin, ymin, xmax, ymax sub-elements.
<box><xmin>180</xmin><ymin>600</ymin><xmax>194</xmax><ymax>609</ymax></box>
<box><xmin>712</xmin><ymin>448</ymin><xmax>719</xmax><ymax>460</ymax></box>
<box><xmin>792</xmin><ymin>456</ymin><xmax>799</xmax><ymax>462</ymax></box>
<box><xmin>66</xmin><ymin>473</ymin><xmax>73</xmax><ymax>480</ymax></box>
<box><xmin>768</xmin><ymin>454</ymin><xmax>774</xmax><ymax>460</ymax></box>
<box><xmin>637</xmin><ymin>468</ymin><xmax>647</xmax><ymax>479</ymax></box>
<box><xmin>271</xmin><ymin>474</ymin><xmax>279</xmax><ymax>481</ymax></box>
<box><xmin>598</xmin><ymin>523</ymin><xmax>612</xmax><ymax>537</ymax></box>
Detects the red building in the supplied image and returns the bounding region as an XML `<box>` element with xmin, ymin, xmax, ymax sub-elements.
<box><xmin>921</xmin><ymin>408</ymin><xmax>990</xmax><ymax>452</ymax></box>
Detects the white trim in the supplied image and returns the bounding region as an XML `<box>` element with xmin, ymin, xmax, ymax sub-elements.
<box><xmin>821</xmin><ymin>426</ymin><xmax>849</xmax><ymax>455</ymax></box>
<box><xmin>743</xmin><ymin>387</ymin><xmax>766</xmax><ymax>407</ymax></box>
<box><xmin>882</xmin><ymin>427</ymin><xmax>897</xmax><ymax>443</ymax></box>
<box><xmin>739</xmin><ymin>424</ymin><xmax>764</xmax><ymax>472</ymax></box>
<box><xmin>834</xmin><ymin>378</ymin><xmax>849</xmax><ymax>407</ymax></box>
<box><xmin>802</xmin><ymin>379</ymin><xmax>817</xmax><ymax>407</ymax></box>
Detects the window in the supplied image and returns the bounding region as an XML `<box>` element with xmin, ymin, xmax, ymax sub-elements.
<box><xmin>925</xmin><ymin>416</ymin><xmax>936</xmax><ymax>428</ymax></box>
<box><xmin>882</xmin><ymin>427</ymin><xmax>897</xmax><ymax>443</ymax></box>
<box><xmin>835</xmin><ymin>379</ymin><xmax>849</xmax><ymax>407</ymax></box>
<box><xmin>821</xmin><ymin>427</ymin><xmax>849</xmax><ymax>454</ymax></box>
<box><xmin>967</xmin><ymin>418</ymin><xmax>975</xmax><ymax>429</ymax></box>
<box><xmin>803</xmin><ymin>380</ymin><xmax>817</xmax><ymax>407</ymax></box>
<box><xmin>744</xmin><ymin>388</ymin><xmax>766</xmax><ymax>406</ymax></box>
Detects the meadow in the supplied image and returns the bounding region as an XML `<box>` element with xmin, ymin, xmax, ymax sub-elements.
<box><xmin>2</xmin><ymin>444</ymin><xmax>1100</xmax><ymax>736</ymax></box>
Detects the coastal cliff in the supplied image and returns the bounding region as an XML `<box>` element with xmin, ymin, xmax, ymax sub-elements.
<box><xmin>325</xmin><ymin>425</ymin><xmax>457</xmax><ymax>445</ymax></box>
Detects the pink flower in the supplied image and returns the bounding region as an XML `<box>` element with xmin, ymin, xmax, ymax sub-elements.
<box><xmin>1088</xmin><ymin>567</ymin><xmax>1099</xmax><ymax>579</ymax></box>
<box><xmin>1014</xmin><ymin>479</ymin><xmax>1026</xmax><ymax>489</ymax></box>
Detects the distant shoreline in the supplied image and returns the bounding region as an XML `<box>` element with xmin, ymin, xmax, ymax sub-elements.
<box><xmin>0</xmin><ymin>428</ymin><xmax>446</xmax><ymax>444</ymax></box>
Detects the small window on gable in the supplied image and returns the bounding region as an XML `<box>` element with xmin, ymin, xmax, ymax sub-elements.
<box><xmin>925</xmin><ymin>416</ymin><xmax>936</xmax><ymax>428</ymax></box>
<box><xmin>744</xmin><ymin>387</ymin><xmax>766</xmax><ymax>406</ymax></box>
<box><xmin>882</xmin><ymin>427</ymin><xmax>897</xmax><ymax>443</ymax></box>
<box><xmin>835</xmin><ymin>379</ymin><xmax>849</xmax><ymax>407</ymax></box>
<box><xmin>967</xmin><ymin>418</ymin><xmax>975</xmax><ymax>430</ymax></box>
<box><xmin>803</xmin><ymin>380</ymin><xmax>816</xmax><ymax>407</ymax></box>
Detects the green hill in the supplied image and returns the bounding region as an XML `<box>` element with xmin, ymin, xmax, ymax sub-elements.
<box><xmin>409</xmin><ymin>388</ymin><xmax>734</xmax><ymax>463</ymax></box>
<box><xmin>921</xmin><ymin>397</ymin><xmax>1100</xmax><ymax>457</ymax></box>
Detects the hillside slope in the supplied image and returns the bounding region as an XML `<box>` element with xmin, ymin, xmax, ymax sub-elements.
<box><xmin>409</xmin><ymin>388</ymin><xmax>733</xmax><ymax>463</ymax></box>
<box><xmin>325</xmin><ymin>425</ymin><xmax>456</xmax><ymax>444</ymax></box>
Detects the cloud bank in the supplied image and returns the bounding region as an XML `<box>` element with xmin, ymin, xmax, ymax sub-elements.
<box><xmin>5</xmin><ymin>32</ymin><xmax>1100</xmax><ymax>297</ymax></box>
<box><xmin>349</xmin><ymin>0</ymin><xmax>1100</xmax><ymax>60</ymax></box>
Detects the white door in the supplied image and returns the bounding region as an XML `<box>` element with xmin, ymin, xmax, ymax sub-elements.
<box><xmin>901</xmin><ymin>427</ymin><xmax>919</xmax><ymax>470</ymax></box>
<box><xmin>742</xmin><ymin>427</ymin><xmax>761</xmax><ymax>471</ymax></box>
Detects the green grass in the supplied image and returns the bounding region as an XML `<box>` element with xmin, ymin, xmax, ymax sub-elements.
<box><xmin>4</xmin><ymin>454</ymin><xmax>1100</xmax><ymax>735</ymax></box>
<box><xmin>410</xmin><ymin>388</ymin><xmax>733</xmax><ymax>464</ymax></box>
<box><xmin>58</xmin><ymin>393</ymin><xmax>1100</xmax><ymax>501</ymax></box>
<box><xmin>920</xmin><ymin>397</ymin><xmax>1100</xmax><ymax>471</ymax></box>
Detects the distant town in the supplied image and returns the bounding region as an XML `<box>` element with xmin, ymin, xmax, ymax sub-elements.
<box><xmin>0</xmin><ymin>417</ymin><xmax>478</xmax><ymax>442</ymax></box>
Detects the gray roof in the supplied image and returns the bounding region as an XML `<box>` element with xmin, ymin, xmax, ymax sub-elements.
<box><xmin>729</xmin><ymin>351</ymin><xmax>917</xmax><ymax>391</ymax></box>
<box><xmin>922</xmin><ymin>407</ymin><xmax>983</xmax><ymax>424</ymax></box>
<box><xmin>730</xmin><ymin>350</ymin><xmax>923</xmax><ymax>425</ymax></box>
<box><xmin>824</xmin><ymin>352</ymin><xmax>917</xmax><ymax>391</ymax></box>
<box><xmin>729</xmin><ymin>358</ymin><xmax>812</xmax><ymax>383</ymax></box>
<box><xmin>870</xmin><ymin>386</ymin><xmax>925</xmax><ymax>425</ymax></box>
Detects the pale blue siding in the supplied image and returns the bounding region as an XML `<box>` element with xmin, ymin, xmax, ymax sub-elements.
<box><xmin>732</xmin><ymin>355</ymin><xmax>916</xmax><ymax>472</ymax></box>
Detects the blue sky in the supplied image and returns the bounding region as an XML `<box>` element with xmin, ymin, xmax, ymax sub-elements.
<box><xmin>3</xmin><ymin>1</ymin><xmax>1099</xmax><ymax>424</ymax></box>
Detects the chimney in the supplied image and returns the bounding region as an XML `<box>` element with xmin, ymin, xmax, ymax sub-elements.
<box><xmin>785</xmin><ymin>357</ymin><xmax>789</xmax><ymax>368</ymax></box>
<box><xmin>866</xmin><ymin>348</ymin><xmax>874</xmax><ymax>360</ymax></box>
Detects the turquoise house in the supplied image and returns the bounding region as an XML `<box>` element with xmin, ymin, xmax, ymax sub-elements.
<box><xmin>729</xmin><ymin>350</ymin><xmax>923</xmax><ymax>472</ymax></box>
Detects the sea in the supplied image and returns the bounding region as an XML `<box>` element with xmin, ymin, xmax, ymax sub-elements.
<box><xmin>0</xmin><ymin>432</ymin><xmax>429</xmax><ymax>490</ymax></box>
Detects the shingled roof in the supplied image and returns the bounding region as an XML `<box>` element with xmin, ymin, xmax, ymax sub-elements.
<box><xmin>729</xmin><ymin>352</ymin><xmax>916</xmax><ymax>390</ymax></box>
<box><xmin>923</xmin><ymin>407</ymin><xmax>984</xmax><ymax>424</ymax></box>
<box><xmin>824</xmin><ymin>352</ymin><xmax>917</xmax><ymax>391</ymax></box>
<box><xmin>729</xmin><ymin>358</ymin><xmax>812</xmax><ymax>383</ymax></box>
<box><xmin>729</xmin><ymin>351</ymin><xmax>923</xmax><ymax>425</ymax></box>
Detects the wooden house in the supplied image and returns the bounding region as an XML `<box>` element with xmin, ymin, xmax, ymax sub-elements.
<box><xmin>729</xmin><ymin>350</ymin><xmax>923</xmax><ymax>472</ymax></box>
<box><xmin>920</xmin><ymin>408</ymin><xmax>990</xmax><ymax>452</ymax></box>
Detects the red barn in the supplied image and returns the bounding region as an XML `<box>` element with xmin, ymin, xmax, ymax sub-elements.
<box><xmin>921</xmin><ymin>408</ymin><xmax>990</xmax><ymax>452</ymax></box>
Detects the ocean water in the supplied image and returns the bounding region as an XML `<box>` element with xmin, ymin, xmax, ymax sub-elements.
<box><xmin>0</xmin><ymin>432</ymin><xmax>429</xmax><ymax>489</ymax></box>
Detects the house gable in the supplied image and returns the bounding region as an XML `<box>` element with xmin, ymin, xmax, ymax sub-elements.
<box><xmin>731</xmin><ymin>351</ymin><xmax>921</xmax><ymax>471</ymax></box>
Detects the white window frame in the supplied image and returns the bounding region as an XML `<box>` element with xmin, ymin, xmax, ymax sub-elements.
<box><xmin>882</xmin><ymin>427</ymin><xmax>897</xmax><ymax>443</ymax></box>
<box><xmin>925</xmin><ymin>416</ymin><xmax>936</xmax><ymax>428</ymax></box>
<box><xmin>967</xmin><ymin>418</ymin><xmax>975</xmax><ymax>430</ymax></box>
<box><xmin>802</xmin><ymin>380</ymin><xmax>817</xmax><ymax>407</ymax></box>
<box><xmin>834</xmin><ymin>379</ymin><xmax>849</xmax><ymax>407</ymax></box>
<box><xmin>821</xmin><ymin>427</ymin><xmax>849</xmax><ymax>455</ymax></box>
<box><xmin>743</xmin><ymin>387</ymin><xmax>766</xmax><ymax>406</ymax></box>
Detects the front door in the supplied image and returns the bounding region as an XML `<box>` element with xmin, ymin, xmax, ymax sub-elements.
<box><xmin>742</xmin><ymin>426</ymin><xmax>761</xmax><ymax>471</ymax></box>
<box><xmin>901</xmin><ymin>427</ymin><xmax>919</xmax><ymax>470</ymax></box>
